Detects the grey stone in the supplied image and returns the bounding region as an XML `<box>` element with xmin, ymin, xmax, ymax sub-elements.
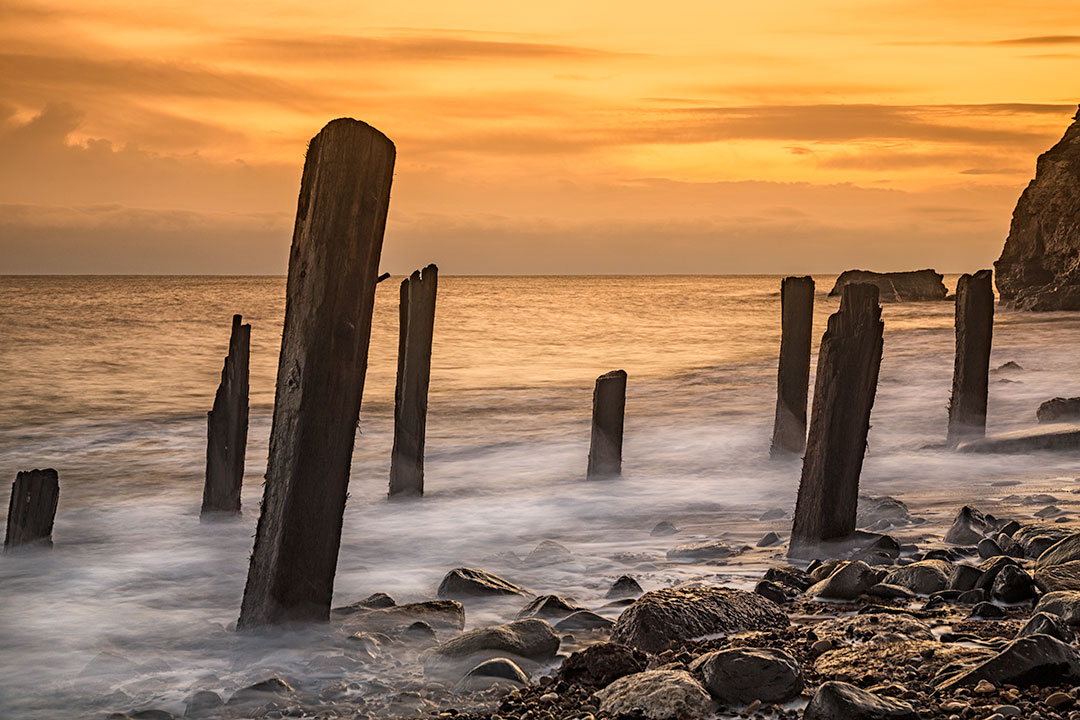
<box><xmin>804</xmin><ymin>681</ymin><xmax>918</xmax><ymax>720</ymax></box>
<box><xmin>437</xmin><ymin>567</ymin><xmax>527</xmax><ymax>599</ymax></box>
<box><xmin>595</xmin><ymin>670</ymin><xmax>712</xmax><ymax>720</ymax></box>
<box><xmin>690</xmin><ymin>647</ymin><xmax>803</xmax><ymax>705</ymax></box>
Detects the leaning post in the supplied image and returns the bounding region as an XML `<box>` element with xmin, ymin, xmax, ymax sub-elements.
<box><xmin>789</xmin><ymin>284</ymin><xmax>884</xmax><ymax>559</ymax></box>
<box><xmin>770</xmin><ymin>276</ymin><xmax>815</xmax><ymax>457</ymax></box>
<box><xmin>201</xmin><ymin>314</ymin><xmax>251</xmax><ymax>516</ymax></box>
<box><xmin>947</xmin><ymin>270</ymin><xmax>994</xmax><ymax>446</ymax></box>
<box><xmin>388</xmin><ymin>264</ymin><xmax>439</xmax><ymax>498</ymax></box>
<box><xmin>587</xmin><ymin>370</ymin><xmax>627</xmax><ymax>479</ymax></box>
<box><xmin>5</xmin><ymin>469</ymin><xmax>60</xmax><ymax>550</ymax></box>
<box><xmin>238</xmin><ymin>118</ymin><xmax>395</xmax><ymax>628</ymax></box>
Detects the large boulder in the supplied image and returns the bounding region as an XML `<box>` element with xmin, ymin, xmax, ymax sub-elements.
<box><xmin>1015</xmin><ymin>523</ymin><xmax>1076</xmax><ymax>558</ymax></box>
<box><xmin>594</xmin><ymin>670</ymin><xmax>713</xmax><ymax>720</ymax></box>
<box><xmin>805</xmin><ymin>561</ymin><xmax>876</xmax><ymax>600</ymax></box>
<box><xmin>558</xmin><ymin>642</ymin><xmax>648</xmax><ymax>688</ymax></box>
<box><xmin>424</xmin><ymin>619</ymin><xmax>558</xmax><ymax>672</ymax></box>
<box><xmin>1036</xmin><ymin>560</ymin><xmax>1080</xmax><ymax>592</ymax></box>
<box><xmin>816</xmin><ymin>641</ymin><xmax>990</xmax><ymax>685</ymax></box>
<box><xmin>610</xmin><ymin>587</ymin><xmax>788</xmax><ymax>653</ymax></box>
<box><xmin>1020</xmin><ymin>612</ymin><xmax>1075</xmax><ymax>643</ymax></box>
<box><xmin>996</xmin><ymin>106</ymin><xmax>1080</xmax><ymax>310</ymax></box>
<box><xmin>881</xmin><ymin>559</ymin><xmax>951</xmax><ymax>595</ymax></box>
<box><xmin>1038</xmin><ymin>397</ymin><xmax>1080</xmax><ymax>423</ymax></box>
<box><xmin>436</xmin><ymin>567</ymin><xmax>527</xmax><ymax>599</ymax></box>
<box><xmin>339</xmin><ymin>600</ymin><xmax>465</xmax><ymax>634</ymax></box>
<box><xmin>1037</xmin><ymin>533</ymin><xmax>1080</xmax><ymax>569</ymax></box>
<box><xmin>689</xmin><ymin>647</ymin><xmax>803</xmax><ymax>705</ymax></box>
<box><xmin>937</xmin><ymin>634</ymin><xmax>1080</xmax><ymax>690</ymax></box>
<box><xmin>812</xmin><ymin>613</ymin><xmax>934</xmax><ymax>643</ymax></box>
<box><xmin>1035</xmin><ymin>591</ymin><xmax>1080</xmax><ymax>624</ymax></box>
<box><xmin>829</xmin><ymin>270</ymin><xmax>946</xmax><ymax>302</ymax></box>
<box><xmin>804</xmin><ymin>681</ymin><xmax>918</xmax><ymax>720</ymax></box>
<box><xmin>455</xmin><ymin>658</ymin><xmax>529</xmax><ymax>692</ymax></box>
<box><xmin>944</xmin><ymin>506</ymin><xmax>992</xmax><ymax>544</ymax></box>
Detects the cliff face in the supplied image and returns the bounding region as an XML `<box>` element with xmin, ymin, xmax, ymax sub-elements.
<box><xmin>995</xmin><ymin>106</ymin><xmax>1080</xmax><ymax>311</ymax></box>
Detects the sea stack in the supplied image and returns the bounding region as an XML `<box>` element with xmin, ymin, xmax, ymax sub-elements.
<box><xmin>996</xmin><ymin>105</ymin><xmax>1080</xmax><ymax>310</ymax></box>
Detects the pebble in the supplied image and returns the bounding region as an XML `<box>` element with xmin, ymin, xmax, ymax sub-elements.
<box><xmin>538</xmin><ymin>692</ymin><xmax>558</xmax><ymax>703</ymax></box>
<box><xmin>994</xmin><ymin>705</ymin><xmax>1021</xmax><ymax>717</ymax></box>
<box><xmin>975</xmin><ymin>679</ymin><xmax>997</xmax><ymax>694</ymax></box>
<box><xmin>1047</xmin><ymin>692</ymin><xmax>1073</xmax><ymax>709</ymax></box>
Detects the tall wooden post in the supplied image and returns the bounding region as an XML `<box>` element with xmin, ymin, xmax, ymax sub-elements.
<box><xmin>947</xmin><ymin>270</ymin><xmax>994</xmax><ymax>446</ymax></box>
<box><xmin>238</xmin><ymin>119</ymin><xmax>395</xmax><ymax>629</ymax></box>
<box><xmin>201</xmin><ymin>314</ymin><xmax>251</xmax><ymax>516</ymax></box>
<box><xmin>789</xmin><ymin>284</ymin><xmax>883</xmax><ymax>559</ymax></box>
<box><xmin>770</xmin><ymin>276</ymin><xmax>815</xmax><ymax>457</ymax></box>
<box><xmin>388</xmin><ymin>264</ymin><xmax>438</xmax><ymax>498</ymax></box>
<box><xmin>587</xmin><ymin>370</ymin><xmax>627</xmax><ymax>479</ymax></box>
<box><xmin>5</xmin><ymin>469</ymin><xmax>59</xmax><ymax>550</ymax></box>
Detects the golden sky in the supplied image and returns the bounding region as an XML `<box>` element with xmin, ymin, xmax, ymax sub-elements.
<box><xmin>1</xmin><ymin>0</ymin><xmax>1078</xmax><ymax>273</ymax></box>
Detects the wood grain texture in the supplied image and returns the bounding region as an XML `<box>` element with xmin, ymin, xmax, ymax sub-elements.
<box><xmin>770</xmin><ymin>276</ymin><xmax>815</xmax><ymax>457</ymax></box>
<box><xmin>202</xmin><ymin>313</ymin><xmax>250</xmax><ymax>515</ymax></box>
<box><xmin>948</xmin><ymin>270</ymin><xmax>994</xmax><ymax>446</ymax></box>
<box><xmin>587</xmin><ymin>370</ymin><xmax>627</xmax><ymax>478</ymax></box>
<box><xmin>5</xmin><ymin>468</ymin><xmax>59</xmax><ymax>549</ymax></box>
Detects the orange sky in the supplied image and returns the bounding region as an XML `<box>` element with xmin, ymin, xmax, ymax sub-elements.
<box><xmin>1</xmin><ymin>0</ymin><xmax>1078</xmax><ymax>273</ymax></box>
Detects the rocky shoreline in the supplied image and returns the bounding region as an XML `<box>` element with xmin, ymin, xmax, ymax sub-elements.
<box><xmin>95</xmin><ymin>478</ymin><xmax>1080</xmax><ymax>720</ymax></box>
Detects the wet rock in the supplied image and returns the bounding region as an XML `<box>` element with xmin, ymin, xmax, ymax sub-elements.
<box><xmin>340</xmin><ymin>600</ymin><xmax>465</xmax><ymax>634</ymax></box>
<box><xmin>1036</xmin><ymin>560</ymin><xmax>1080</xmax><ymax>591</ymax></box>
<box><xmin>1036</xmin><ymin>505</ymin><xmax>1064</xmax><ymax>518</ymax></box>
<box><xmin>937</xmin><ymin>633</ymin><xmax>1080</xmax><ymax>690</ymax></box>
<box><xmin>557</xmin><ymin>642</ymin><xmax>648</xmax><ymax>687</ymax></box>
<box><xmin>403</xmin><ymin>620</ymin><xmax>437</xmax><ymax>646</ymax></box>
<box><xmin>1035</xmin><ymin>590</ymin><xmax>1080</xmax><ymax>624</ymax></box>
<box><xmin>958</xmin><ymin>588</ymin><xmax>987</xmax><ymax>604</ymax></box>
<box><xmin>650</xmin><ymin>520</ymin><xmax>679</xmax><ymax>536</ymax></box>
<box><xmin>945</xmin><ymin>506</ymin><xmax>992</xmax><ymax>545</ymax></box>
<box><xmin>610</xmin><ymin>587</ymin><xmax>788</xmax><ymax>653</ymax></box>
<box><xmin>857</xmin><ymin>495</ymin><xmax>913</xmax><ymax>529</ymax></box>
<box><xmin>182</xmin><ymin>691</ymin><xmax>222</xmax><ymax>717</ymax></box>
<box><xmin>555</xmin><ymin>610</ymin><xmax>614</xmax><ymax>632</ymax></box>
<box><xmin>689</xmin><ymin>647</ymin><xmax>803</xmax><ymax>705</ymax></box>
<box><xmin>759</xmin><ymin>508</ymin><xmax>788</xmax><ymax>521</ymax></box>
<box><xmin>813</xmin><ymin>613</ymin><xmax>934</xmax><ymax>643</ymax></box>
<box><xmin>978</xmin><ymin>538</ymin><xmax>1003</xmax><ymax>559</ymax></box>
<box><xmin>226</xmin><ymin>678</ymin><xmax>294</xmax><ymax>707</ymax></box>
<box><xmin>805</xmin><ymin>561</ymin><xmax>876</xmax><ymax>600</ymax></box>
<box><xmin>829</xmin><ymin>269</ymin><xmax>946</xmax><ymax>302</ymax></box>
<box><xmin>757</xmin><ymin>531</ymin><xmax>782</xmax><ymax>547</ymax></box>
<box><xmin>1036</xmin><ymin>532</ymin><xmax>1080</xmax><ymax>568</ymax></box>
<box><xmin>1038</xmin><ymin>397</ymin><xmax>1080</xmax><ymax>423</ymax></box>
<box><xmin>976</xmin><ymin>556</ymin><xmax>1021</xmax><ymax>593</ymax></box>
<box><xmin>605</xmin><ymin>575</ymin><xmax>644</xmax><ymax>599</ymax></box>
<box><xmin>594</xmin><ymin>669</ymin><xmax>712</xmax><ymax>720</ymax></box>
<box><xmin>804</xmin><ymin>681</ymin><xmax>918</xmax><ymax>720</ymax></box>
<box><xmin>764</xmin><ymin>565</ymin><xmax>813</xmax><ymax>592</ymax></box>
<box><xmin>1019</xmin><ymin>611</ymin><xmax>1075</xmax><ymax>642</ymax></box>
<box><xmin>455</xmin><ymin>658</ymin><xmax>529</xmax><ymax>692</ymax></box>
<box><xmin>991</xmin><ymin>565</ymin><xmax>1039</xmax><ymax>604</ymax></box>
<box><xmin>882</xmin><ymin>559</ymin><xmax>951</xmax><ymax>595</ymax></box>
<box><xmin>816</xmin><ymin>641</ymin><xmax>990</xmax><ymax>685</ymax></box>
<box><xmin>437</xmin><ymin>567</ymin><xmax>528</xmax><ymax>599</ymax></box>
<box><xmin>516</xmin><ymin>594</ymin><xmax>583</xmax><ymax>620</ymax></box>
<box><xmin>666</xmin><ymin>540</ymin><xmax>735</xmax><ymax>561</ymax></box>
<box><xmin>331</xmin><ymin>592</ymin><xmax>396</xmax><ymax>616</ymax></box>
<box><xmin>970</xmin><ymin>602</ymin><xmax>1007</xmax><ymax>619</ymax></box>
<box><xmin>754</xmin><ymin>580</ymin><xmax>789</xmax><ymax>604</ymax></box>
<box><xmin>129</xmin><ymin>711</ymin><xmax>173</xmax><ymax>720</ymax></box>
<box><xmin>524</xmin><ymin>539</ymin><xmax>574</xmax><ymax>566</ymax></box>
<box><xmin>426</xmin><ymin>619</ymin><xmax>559</xmax><ymax>665</ymax></box>
<box><xmin>1015</xmin><ymin>523</ymin><xmax>1076</xmax><ymax>558</ymax></box>
<box><xmin>948</xmin><ymin>564</ymin><xmax>983</xmax><ymax>591</ymax></box>
<box><xmin>868</xmin><ymin>583</ymin><xmax>916</xmax><ymax>599</ymax></box>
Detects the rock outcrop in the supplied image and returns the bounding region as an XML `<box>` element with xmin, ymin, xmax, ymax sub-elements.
<box><xmin>996</xmin><ymin>106</ymin><xmax>1080</xmax><ymax>310</ymax></box>
<box><xmin>828</xmin><ymin>269</ymin><xmax>946</xmax><ymax>302</ymax></box>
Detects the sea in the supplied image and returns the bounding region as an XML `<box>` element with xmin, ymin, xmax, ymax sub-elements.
<box><xmin>2</xmin><ymin>274</ymin><xmax>1080</xmax><ymax>717</ymax></box>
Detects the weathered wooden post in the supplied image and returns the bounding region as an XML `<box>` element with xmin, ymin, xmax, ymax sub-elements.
<box><xmin>770</xmin><ymin>276</ymin><xmax>815</xmax><ymax>457</ymax></box>
<box><xmin>587</xmin><ymin>370</ymin><xmax>627</xmax><ymax>478</ymax></box>
<box><xmin>5</xmin><ymin>469</ymin><xmax>59</xmax><ymax>550</ymax></box>
<box><xmin>947</xmin><ymin>269</ymin><xmax>994</xmax><ymax>446</ymax></box>
<box><xmin>238</xmin><ymin>118</ymin><xmax>395</xmax><ymax>629</ymax></box>
<box><xmin>388</xmin><ymin>264</ymin><xmax>438</xmax><ymax>498</ymax></box>
<box><xmin>201</xmin><ymin>314</ymin><xmax>251</xmax><ymax>516</ymax></box>
<box><xmin>789</xmin><ymin>284</ymin><xmax>883</xmax><ymax>559</ymax></box>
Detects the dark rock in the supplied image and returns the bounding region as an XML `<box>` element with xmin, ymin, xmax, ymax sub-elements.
<box><xmin>957</xmin><ymin>589</ymin><xmax>987</xmax><ymax>604</ymax></box>
<box><xmin>689</xmin><ymin>647</ymin><xmax>803</xmax><ymax>705</ymax></box>
<box><xmin>937</xmin><ymin>633</ymin><xmax>1080</xmax><ymax>690</ymax></box>
<box><xmin>804</xmin><ymin>681</ymin><xmax>918</xmax><ymax>720</ymax></box>
<box><xmin>523</xmin><ymin>540</ymin><xmax>574</xmax><ymax>566</ymax></box>
<box><xmin>945</xmin><ymin>506</ymin><xmax>991</xmax><ymax>544</ymax></box>
<box><xmin>1015</xmin><ymin>523</ymin><xmax>1075</xmax><ymax>558</ymax></box>
<box><xmin>339</xmin><ymin>600</ymin><xmax>465</xmax><ymax>634</ymax></box>
<box><xmin>754</xmin><ymin>580</ymin><xmax>789</xmax><ymax>604</ymax></box>
<box><xmin>426</xmin><ymin>619</ymin><xmax>559</xmax><ymax>664</ymax></box>
<box><xmin>610</xmin><ymin>587</ymin><xmax>788</xmax><ymax>653</ymax></box>
<box><xmin>1038</xmin><ymin>397</ymin><xmax>1080</xmax><ymax>423</ymax></box>
<box><xmin>868</xmin><ymin>583</ymin><xmax>916</xmax><ymax>599</ymax></box>
<box><xmin>1037</xmin><ymin>505</ymin><xmax>1064</xmax><ymax>518</ymax></box>
<box><xmin>856</xmin><ymin>495</ymin><xmax>913</xmax><ymax>529</ymax></box>
<box><xmin>882</xmin><ymin>559</ymin><xmax>952</xmax><ymax>595</ymax></box>
<box><xmin>976</xmin><ymin>556</ymin><xmax>1022</xmax><ymax>592</ymax></box>
<box><xmin>594</xmin><ymin>669</ymin><xmax>712</xmax><ymax>720</ymax></box>
<box><xmin>183</xmin><ymin>691</ymin><xmax>222</xmax><ymax>718</ymax></box>
<box><xmin>650</xmin><ymin>520</ymin><xmax>679</xmax><ymax>536</ymax></box>
<box><xmin>455</xmin><ymin>657</ymin><xmax>529</xmax><ymax>692</ymax></box>
<box><xmin>554</xmin><ymin>610</ymin><xmax>614</xmax><ymax>632</ymax></box>
<box><xmin>1036</xmin><ymin>532</ymin><xmax>1080</xmax><ymax>568</ymax></box>
<box><xmin>1036</xmin><ymin>560</ymin><xmax>1080</xmax><ymax>591</ymax></box>
<box><xmin>331</xmin><ymin>592</ymin><xmax>397</xmax><ymax>616</ymax></box>
<box><xmin>991</xmin><ymin>565</ymin><xmax>1039</xmax><ymax>604</ymax></box>
<box><xmin>226</xmin><ymin>678</ymin><xmax>293</xmax><ymax>706</ymax></box>
<box><xmin>606</xmin><ymin>575</ymin><xmax>644</xmax><ymax>599</ymax></box>
<box><xmin>764</xmin><ymin>565</ymin><xmax>813</xmax><ymax>592</ymax></box>
<box><xmin>957</xmin><ymin>425</ymin><xmax>1080</xmax><ymax>453</ymax></box>
<box><xmin>805</xmin><ymin>561</ymin><xmax>876</xmax><ymax>600</ymax></box>
<box><xmin>403</xmin><ymin>621</ymin><xmax>437</xmax><ymax>645</ymax></box>
<box><xmin>757</xmin><ymin>531</ymin><xmax>782</xmax><ymax>547</ymax></box>
<box><xmin>437</xmin><ymin>567</ymin><xmax>527</xmax><ymax>599</ymax></box>
<box><xmin>1035</xmin><ymin>590</ymin><xmax>1080</xmax><ymax>624</ymax></box>
<box><xmin>978</xmin><ymin>538</ymin><xmax>1002</xmax><ymax>559</ymax></box>
<box><xmin>828</xmin><ymin>269</ymin><xmax>946</xmax><ymax>302</ymax></box>
<box><xmin>813</xmin><ymin>613</ymin><xmax>934</xmax><ymax>643</ymax></box>
<box><xmin>557</xmin><ymin>642</ymin><xmax>648</xmax><ymax>688</ymax></box>
<box><xmin>1020</xmin><ymin>612</ymin><xmax>1075</xmax><ymax>642</ymax></box>
<box><xmin>970</xmin><ymin>601</ymin><xmax>1007</xmax><ymax>619</ymax></box>
<box><xmin>516</xmin><ymin>594</ymin><xmax>583</xmax><ymax>620</ymax></box>
<box><xmin>948</xmin><ymin>564</ymin><xmax>983</xmax><ymax>591</ymax></box>
<box><xmin>995</xmin><ymin>107</ymin><xmax>1080</xmax><ymax>311</ymax></box>
<box><xmin>129</xmin><ymin>712</ymin><xmax>173</xmax><ymax>720</ymax></box>
<box><xmin>666</xmin><ymin>540</ymin><xmax>735</xmax><ymax>561</ymax></box>
<box><xmin>1000</xmin><ymin>520</ymin><xmax>1022</xmax><ymax>536</ymax></box>
<box><xmin>758</xmin><ymin>508</ymin><xmax>788</xmax><ymax>521</ymax></box>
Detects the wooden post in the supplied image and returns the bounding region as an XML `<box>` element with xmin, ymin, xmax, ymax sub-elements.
<box><xmin>5</xmin><ymin>469</ymin><xmax>59</xmax><ymax>550</ymax></box>
<box><xmin>388</xmin><ymin>264</ymin><xmax>438</xmax><ymax>498</ymax></box>
<box><xmin>201</xmin><ymin>314</ymin><xmax>251</xmax><ymax>516</ymax></box>
<box><xmin>947</xmin><ymin>270</ymin><xmax>994</xmax><ymax>446</ymax></box>
<box><xmin>789</xmin><ymin>284</ymin><xmax>883</xmax><ymax>559</ymax></box>
<box><xmin>770</xmin><ymin>276</ymin><xmax>815</xmax><ymax>457</ymax></box>
<box><xmin>587</xmin><ymin>370</ymin><xmax>627</xmax><ymax>478</ymax></box>
<box><xmin>238</xmin><ymin>119</ymin><xmax>395</xmax><ymax>629</ymax></box>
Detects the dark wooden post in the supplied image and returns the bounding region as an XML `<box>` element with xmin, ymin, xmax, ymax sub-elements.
<box><xmin>947</xmin><ymin>270</ymin><xmax>994</xmax><ymax>446</ymax></box>
<box><xmin>587</xmin><ymin>370</ymin><xmax>627</xmax><ymax>478</ymax></box>
<box><xmin>770</xmin><ymin>276</ymin><xmax>815</xmax><ymax>457</ymax></box>
<box><xmin>5</xmin><ymin>469</ymin><xmax>60</xmax><ymax>550</ymax></box>
<box><xmin>388</xmin><ymin>264</ymin><xmax>438</xmax><ymax>498</ymax></box>
<box><xmin>201</xmin><ymin>314</ymin><xmax>251</xmax><ymax>516</ymax></box>
<box><xmin>238</xmin><ymin>119</ymin><xmax>395</xmax><ymax>629</ymax></box>
<box><xmin>789</xmin><ymin>284</ymin><xmax>883</xmax><ymax>559</ymax></box>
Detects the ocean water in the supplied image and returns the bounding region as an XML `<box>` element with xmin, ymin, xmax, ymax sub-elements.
<box><xmin>2</xmin><ymin>274</ymin><xmax>1080</xmax><ymax>717</ymax></box>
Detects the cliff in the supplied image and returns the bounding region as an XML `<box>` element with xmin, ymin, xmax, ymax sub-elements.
<box><xmin>828</xmin><ymin>269</ymin><xmax>946</xmax><ymax>302</ymax></box>
<box><xmin>995</xmin><ymin>105</ymin><xmax>1080</xmax><ymax>311</ymax></box>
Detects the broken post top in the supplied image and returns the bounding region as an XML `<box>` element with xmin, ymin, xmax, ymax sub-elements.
<box><xmin>597</xmin><ymin>369</ymin><xmax>628</xmax><ymax>383</ymax></box>
<box><xmin>830</xmin><ymin>283</ymin><xmax>882</xmax><ymax>334</ymax></box>
<box><xmin>402</xmin><ymin>263</ymin><xmax>439</xmax><ymax>288</ymax></box>
<box><xmin>961</xmin><ymin>268</ymin><xmax>993</xmax><ymax>284</ymax></box>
